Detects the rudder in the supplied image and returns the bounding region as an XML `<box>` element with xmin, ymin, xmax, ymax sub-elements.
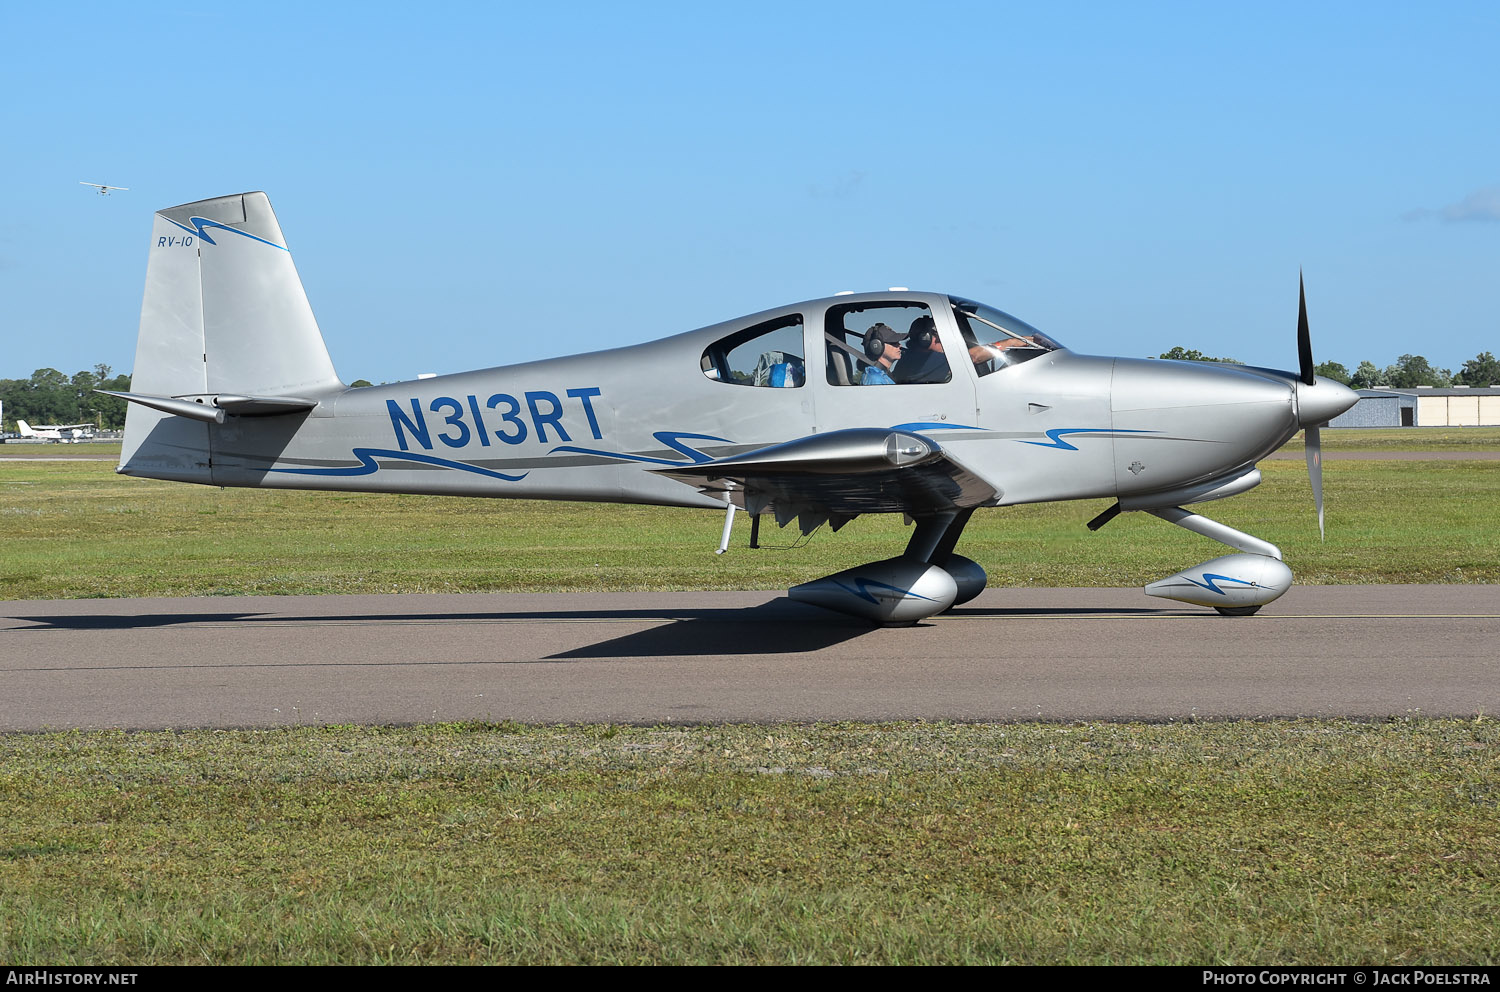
<box><xmin>121</xmin><ymin>192</ymin><xmax>343</xmax><ymax>480</ymax></box>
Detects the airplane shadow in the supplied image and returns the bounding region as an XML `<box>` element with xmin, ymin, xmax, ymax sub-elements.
<box><xmin>7</xmin><ymin>602</ymin><xmax>1189</xmax><ymax>661</ymax></box>
<box><xmin>5</xmin><ymin>600</ymin><xmax>878</xmax><ymax>656</ymax></box>
<box><xmin>547</xmin><ymin>604</ymin><xmax>1191</xmax><ymax>660</ymax></box>
<box><xmin>546</xmin><ymin>602</ymin><xmax>874</xmax><ymax>658</ymax></box>
<box><xmin>8</xmin><ymin>612</ymin><xmax>268</xmax><ymax>630</ymax></box>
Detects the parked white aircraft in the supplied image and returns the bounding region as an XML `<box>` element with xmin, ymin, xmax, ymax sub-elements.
<box><xmin>16</xmin><ymin>420</ymin><xmax>95</xmax><ymax>442</ymax></box>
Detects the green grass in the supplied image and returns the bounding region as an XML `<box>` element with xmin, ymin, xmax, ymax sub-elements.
<box><xmin>1287</xmin><ymin>426</ymin><xmax>1500</xmax><ymax>450</ymax></box>
<box><xmin>4</xmin><ymin>447</ymin><xmax>1498</xmax><ymax>964</ymax></box>
<box><xmin>0</xmin><ymin>441</ymin><xmax>122</xmax><ymax>457</ymax></box>
<box><xmin>2</xmin><ymin>453</ymin><xmax>1497</xmax><ymax>599</ymax></box>
<box><xmin>1</xmin><ymin>720</ymin><xmax>1496</xmax><ymax>965</ymax></box>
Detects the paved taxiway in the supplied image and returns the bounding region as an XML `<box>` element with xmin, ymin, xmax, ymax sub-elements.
<box><xmin>2</xmin><ymin>586</ymin><xmax>1495</xmax><ymax>730</ymax></box>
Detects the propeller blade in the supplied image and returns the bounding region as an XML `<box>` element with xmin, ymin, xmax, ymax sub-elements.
<box><xmin>1297</xmin><ymin>270</ymin><xmax>1315</xmax><ymax>386</ymax></box>
<box><xmin>1305</xmin><ymin>425</ymin><xmax>1324</xmax><ymax>540</ymax></box>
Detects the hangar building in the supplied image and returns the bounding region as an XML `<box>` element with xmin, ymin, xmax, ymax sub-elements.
<box><xmin>1326</xmin><ymin>387</ymin><xmax>1500</xmax><ymax>428</ymax></box>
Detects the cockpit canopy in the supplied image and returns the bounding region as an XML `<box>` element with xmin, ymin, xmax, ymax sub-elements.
<box><xmin>949</xmin><ymin>296</ymin><xmax>1063</xmax><ymax>376</ymax></box>
<box><xmin>699</xmin><ymin>294</ymin><xmax>1063</xmax><ymax>388</ymax></box>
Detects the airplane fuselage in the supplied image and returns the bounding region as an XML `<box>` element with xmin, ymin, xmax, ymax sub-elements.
<box><xmin>139</xmin><ymin>291</ymin><xmax>1312</xmax><ymax>519</ymax></box>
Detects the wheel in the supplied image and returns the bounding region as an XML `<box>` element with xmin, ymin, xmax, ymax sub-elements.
<box><xmin>1214</xmin><ymin>605</ymin><xmax>1262</xmax><ymax>617</ymax></box>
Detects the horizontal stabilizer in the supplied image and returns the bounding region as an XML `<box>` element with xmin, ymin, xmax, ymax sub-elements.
<box><xmin>100</xmin><ymin>389</ymin><xmax>318</xmax><ymax>424</ymax></box>
<box><xmin>213</xmin><ymin>394</ymin><xmax>321</xmax><ymax>415</ymax></box>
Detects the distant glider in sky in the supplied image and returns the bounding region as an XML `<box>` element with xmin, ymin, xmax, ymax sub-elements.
<box><xmin>80</xmin><ymin>182</ymin><xmax>128</xmax><ymax>195</ymax></box>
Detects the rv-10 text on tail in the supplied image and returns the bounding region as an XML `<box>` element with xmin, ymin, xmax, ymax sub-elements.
<box><xmin>103</xmin><ymin>192</ymin><xmax>1357</xmax><ymax>624</ymax></box>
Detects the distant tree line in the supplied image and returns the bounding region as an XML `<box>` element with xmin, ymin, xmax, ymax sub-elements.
<box><xmin>1157</xmin><ymin>348</ymin><xmax>1500</xmax><ymax>389</ymax></box>
<box><xmin>6</xmin><ymin>350</ymin><xmax>1497</xmax><ymax>435</ymax></box>
<box><xmin>0</xmin><ymin>368</ymin><xmax>382</xmax><ymax>432</ymax></box>
<box><xmin>1</xmin><ymin>367</ymin><xmax>132</xmax><ymax>431</ymax></box>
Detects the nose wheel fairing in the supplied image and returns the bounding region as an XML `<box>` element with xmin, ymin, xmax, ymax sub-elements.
<box><xmin>1140</xmin><ymin>506</ymin><xmax>1293</xmax><ymax>614</ymax></box>
<box><xmin>1144</xmin><ymin>552</ymin><xmax>1293</xmax><ymax>611</ymax></box>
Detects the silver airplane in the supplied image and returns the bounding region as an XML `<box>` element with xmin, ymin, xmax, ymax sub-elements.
<box><xmin>102</xmin><ymin>192</ymin><xmax>1358</xmax><ymax>624</ymax></box>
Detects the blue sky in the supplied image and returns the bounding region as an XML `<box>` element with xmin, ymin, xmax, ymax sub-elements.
<box><xmin>3</xmin><ymin>1</ymin><xmax>1496</xmax><ymax>384</ymax></box>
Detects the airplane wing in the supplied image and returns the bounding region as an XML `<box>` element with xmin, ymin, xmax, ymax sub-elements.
<box><xmin>650</xmin><ymin>428</ymin><xmax>999</xmax><ymax>532</ymax></box>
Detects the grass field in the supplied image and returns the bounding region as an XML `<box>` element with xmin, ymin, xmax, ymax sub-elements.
<box><xmin>2</xmin><ymin>438</ymin><xmax>1498</xmax><ymax>599</ymax></box>
<box><xmin>2</xmin><ymin>720</ymin><xmax>1497</xmax><ymax>965</ymax></box>
<box><xmin>3</xmin><ymin>435</ymin><xmax>1497</xmax><ymax>964</ymax></box>
<box><xmin>1286</xmin><ymin>426</ymin><xmax>1500</xmax><ymax>450</ymax></box>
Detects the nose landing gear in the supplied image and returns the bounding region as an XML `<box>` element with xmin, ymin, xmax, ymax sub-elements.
<box><xmin>1138</xmin><ymin>506</ymin><xmax>1292</xmax><ymax>615</ymax></box>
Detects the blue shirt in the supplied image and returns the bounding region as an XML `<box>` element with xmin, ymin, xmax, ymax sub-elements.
<box><xmin>861</xmin><ymin>365</ymin><xmax>895</xmax><ymax>385</ymax></box>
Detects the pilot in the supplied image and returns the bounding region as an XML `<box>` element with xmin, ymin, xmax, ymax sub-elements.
<box><xmin>967</xmin><ymin>333</ymin><xmax>1041</xmax><ymax>363</ymax></box>
<box><xmin>891</xmin><ymin>315</ymin><xmax>951</xmax><ymax>384</ymax></box>
<box><xmin>895</xmin><ymin>315</ymin><xmax>1040</xmax><ymax>383</ymax></box>
<box><xmin>860</xmin><ymin>323</ymin><xmax>905</xmax><ymax>385</ymax></box>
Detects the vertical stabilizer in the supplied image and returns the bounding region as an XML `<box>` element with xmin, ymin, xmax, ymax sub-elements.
<box><xmin>120</xmin><ymin>192</ymin><xmax>344</xmax><ymax>480</ymax></box>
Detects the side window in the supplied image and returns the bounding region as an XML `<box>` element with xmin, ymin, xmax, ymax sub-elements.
<box><xmin>824</xmin><ymin>301</ymin><xmax>949</xmax><ymax>385</ymax></box>
<box><xmin>701</xmin><ymin>315</ymin><xmax>805</xmax><ymax>387</ymax></box>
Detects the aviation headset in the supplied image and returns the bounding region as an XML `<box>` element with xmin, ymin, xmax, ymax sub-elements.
<box><xmin>907</xmin><ymin>315</ymin><xmax>936</xmax><ymax>351</ymax></box>
<box><xmin>863</xmin><ymin>323</ymin><xmax>898</xmax><ymax>361</ymax></box>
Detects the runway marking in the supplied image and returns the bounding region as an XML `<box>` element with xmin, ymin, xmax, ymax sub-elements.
<box><xmin>4</xmin><ymin>616</ymin><xmax>688</xmax><ymax>630</ymax></box>
<box><xmin>1</xmin><ymin>658</ymin><xmax>624</xmax><ymax>673</ymax></box>
<box><xmin>936</xmin><ymin>613</ymin><xmax>1500</xmax><ymax>622</ymax></box>
<box><xmin>6</xmin><ymin>612</ymin><xmax>1499</xmax><ymax>633</ymax></box>
<box><xmin>195</xmin><ymin>617</ymin><xmax>682</xmax><ymax>627</ymax></box>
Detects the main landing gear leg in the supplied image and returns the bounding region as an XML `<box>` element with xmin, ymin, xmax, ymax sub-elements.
<box><xmin>906</xmin><ymin>507</ymin><xmax>986</xmax><ymax>608</ymax></box>
<box><xmin>787</xmin><ymin>508</ymin><xmax>988</xmax><ymax>625</ymax></box>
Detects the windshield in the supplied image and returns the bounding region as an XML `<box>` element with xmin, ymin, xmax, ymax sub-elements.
<box><xmin>950</xmin><ymin>296</ymin><xmax>1063</xmax><ymax>376</ymax></box>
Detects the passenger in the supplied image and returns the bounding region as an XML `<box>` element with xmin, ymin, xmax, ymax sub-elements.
<box><xmin>860</xmin><ymin>323</ymin><xmax>904</xmax><ymax>385</ymax></box>
<box><xmin>891</xmin><ymin>315</ymin><xmax>950</xmax><ymax>384</ymax></box>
